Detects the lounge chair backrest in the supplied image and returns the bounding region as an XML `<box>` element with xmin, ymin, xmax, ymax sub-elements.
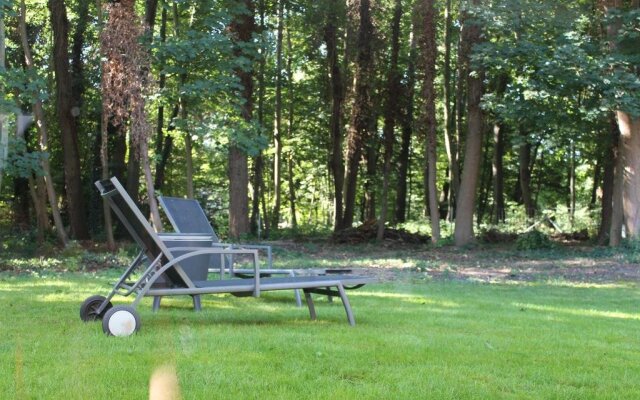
<box><xmin>158</xmin><ymin>196</ymin><xmax>228</xmax><ymax>271</ymax></box>
<box><xmin>96</xmin><ymin>178</ymin><xmax>194</xmax><ymax>288</ymax></box>
<box><xmin>157</xmin><ymin>196</ymin><xmax>219</xmax><ymax>240</ymax></box>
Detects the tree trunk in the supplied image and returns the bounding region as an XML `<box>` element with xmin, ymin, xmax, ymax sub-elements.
<box><xmin>286</xmin><ymin>25</ymin><xmax>297</xmax><ymax>229</ymax></box>
<box><xmin>443</xmin><ymin>0</ymin><xmax>459</xmax><ymax>224</ymax></box>
<box><xmin>153</xmin><ymin>7</ymin><xmax>169</xmax><ymax>190</ymax></box>
<box><xmin>477</xmin><ymin>127</ymin><xmax>492</xmax><ymax>226</ymax></box>
<box><xmin>518</xmin><ymin>131</ymin><xmax>535</xmax><ymax>220</ymax></box>
<box><xmin>597</xmin><ymin>117</ymin><xmax>618</xmax><ymax>244</ymax></box>
<box><xmin>619</xmin><ymin>112</ymin><xmax>640</xmax><ymax>237</ymax></box>
<box><xmin>324</xmin><ymin>1</ymin><xmax>345</xmax><ymax>231</ymax></box>
<box><xmin>376</xmin><ymin>0</ymin><xmax>402</xmax><ymax>241</ymax></box>
<box><xmin>49</xmin><ymin>0</ymin><xmax>89</xmax><ymax>239</ymax></box>
<box><xmin>454</xmin><ymin>0</ymin><xmax>484</xmax><ymax>247</ymax></box>
<box><xmin>0</xmin><ymin>17</ymin><xmax>6</xmax><ymax>192</ymax></box>
<box><xmin>28</xmin><ymin>175</ymin><xmax>48</xmax><ymax>243</ymax></box>
<box><xmin>569</xmin><ymin>140</ymin><xmax>576</xmax><ymax>228</ymax></box>
<box><xmin>452</xmin><ymin>10</ymin><xmax>468</xmax><ymax>222</ymax></box>
<box><xmin>251</xmin><ymin>0</ymin><xmax>267</xmax><ymax>236</ymax></box>
<box><xmin>70</xmin><ymin>0</ymin><xmax>89</xmax><ymax>114</ymax></box>
<box><xmin>364</xmin><ymin>136</ymin><xmax>378</xmax><ymax>221</ymax></box>
<box><xmin>395</xmin><ymin>15</ymin><xmax>418</xmax><ymax>224</ymax></box>
<box><xmin>272</xmin><ymin>0</ymin><xmax>285</xmax><ymax>228</ymax></box>
<box><xmin>287</xmin><ymin>155</ymin><xmax>297</xmax><ymax>229</ymax></box>
<box><xmin>19</xmin><ymin>0</ymin><xmax>69</xmax><ymax>246</ymax></box>
<box><xmin>492</xmin><ymin>122</ymin><xmax>505</xmax><ymax>224</ymax></box>
<box><xmin>610</xmin><ymin>124</ymin><xmax>624</xmax><ymax>245</ymax></box>
<box><xmin>228</xmin><ymin>0</ymin><xmax>255</xmax><ymax>239</ymax></box>
<box><xmin>591</xmin><ymin>157</ymin><xmax>602</xmax><ymax>209</ymax></box>
<box><xmin>342</xmin><ymin>0</ymin><xmax>374</xmax><ymax>230</ymax></box>
<box><xmin>126</xmin><ymin>137</ymin><xmax>141</xmax><ymax>202</ymax></box>
<box><xmin>422</xmin><ymin>0</ymin><xmax>440</xmax><ymax>243</ymax></box>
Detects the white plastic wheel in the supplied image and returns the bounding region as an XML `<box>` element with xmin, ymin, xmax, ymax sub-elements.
<box><xmin>102</xmin><ymin>306</ymin><xmax>141</xmax><ymax>337</ymax></box>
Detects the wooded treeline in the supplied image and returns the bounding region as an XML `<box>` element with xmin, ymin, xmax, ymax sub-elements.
<box><xmin>0</xmin><ymin>0</ymin><xmax>638</xmax><ymax>247</ymax></box>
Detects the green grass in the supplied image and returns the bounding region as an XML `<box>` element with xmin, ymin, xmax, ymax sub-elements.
<box><xmin>1</xmin><ymin>270</ymin><xmax>639</xmax><ymax>399</ymax></box>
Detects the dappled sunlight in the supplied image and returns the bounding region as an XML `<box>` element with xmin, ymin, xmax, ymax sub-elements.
<box><xmin>357</xmin><ymin>291</ymin><xmax>460</xmax><ymax>308</ymax></box>
<box><xmin>514</xmin><ymin>302</ymin><xmax>640</xmax><ymax>321</ymax></box>
<box><xmin>541</xmin><ymin>280</ymin><xmax>637</xmax><ymax>290</ymax></box>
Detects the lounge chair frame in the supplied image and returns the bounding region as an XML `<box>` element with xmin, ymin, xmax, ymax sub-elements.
<box><xmin>82</xmin><ymin>177</ymin><xmax>373</xmax><ymax>336</ymax></box>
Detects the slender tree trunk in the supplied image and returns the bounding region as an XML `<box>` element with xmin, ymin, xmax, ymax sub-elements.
<box><xmin>145</xmin><ymin>0</ymin><xmax>159</xmax><ymax>31</ymax></box>
<box><xmin>19</xmin><ymin>0</ymin><xmax>69</xmax><ymax>246</ymax></box>
<box><xmin>598</xmin><ymin>117</ymin><xmax>618</xmax><ymax>244</ymax></box>
<box><xmin>364</xmin><ymin>136</ymin><xmax>378</xmax><ymax>221</ymax></box>
<box><xmin>287</xmin><ymin>156</ymin><xmax>297</xmax><ymax>229</ymax></box>
<box><xmin>452</xmin><ymin>11</ymin><xmax>468</xmax><ymax>222</ymax></box>
<box><xmin>228</xmin><ymin>0</ymin><xmax>255</xmax><ymax>239</ymax></box>
<box><xmin>454</xmin><ymin>0</ymin><xmax>484</xmax><ymax>247</ymax></box>
<box><xmin>377</xmin><ymin>0</ymin><xmax>402</xmax><ymax>241</ymax></box>
<box><xmin>443</xmin><ymin>0</ymin><xmax>459</xmax><ymax>224</ymax></box>
<box><xmin>492</xmin><ymin>122</ymin><xmax>505</xmax><ymax>223</ymax></box>
<box><xmin>569</xmin><ymin>140</ymin><xmax>576</xmax><ymax>228</ymax></box>
<box><xmin>272</xmin><ymin>0</ymin><xmax>285</xmax><ymax>228</ymax></box>
<box><xmin>96</xmin><ymin>0</ymin><xmax>115</xmax><ymax>248</ymax></box>
<box><xmin>173</xmin><ymin>4</ymin><xmax>194</xmax><ymax>199</ymax></box>
<box><xmin>49</xmin><ymin>0</ymin><xmax>89</xmax><ymax>239</ymax></box>
<box><xmin>395</xmin><ymin>16</ymin><xmax>418</xmax><ymax>224</ymax></box>
<box><xmin>0</xmin><ymin>17</ymin><xmax>6</xmax><ymax>192</ymax></box>
<box><xmin>591</xmin><ymin>158</ymin><xmax>602</xmax><ymax>208</ymax></box>
<box><xmin>518</xmin><ymin>130</ymin><xmax>535</xmax><ymax>220</ymax></box>
<box><xmin>28</xmin><ymin>175</ymin><xmax>47</xmax><ymax>243</ymax></box>
<box><xmin>324</xmin><ymin>0</ymin><xmax>345</xmax><ymax>231</ymax></box>
<box><xmin>251</xmin><ymin>0</ymin><xmax>267</xmax><ymax>235</ymax></box>
<box><xmin>422</xmin><ymin>0</ymin><xmax>440</xmax><ymax>243</ymax></box>
<box><xmin>477</xmin><ymin>127</ymin><xmax>492</xmax><ymax>226</ymax></box>
<box><xmin>342</xmin><ymin>0</ymin><xmax>374</xmax><ymax>230</ymax></box>
<box><xmin>70</xmin><ymin>0</ymin><xmax>89</xmax><ymax>115</ymax></box>
<box><xmin>286</xmin><ymin>25</ymin><xmax>297</xmax><ymax>229</ymax></box>
<box><xmin>154</xmin><ymin>6</ymin><xmax>169</xmax><ymax>190</ymax></box>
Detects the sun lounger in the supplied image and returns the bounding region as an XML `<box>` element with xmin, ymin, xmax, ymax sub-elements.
<box><xmin>79</xmin><ymin>177</ymin><xmax>374</xmax><ymax>336</ymax></box>
<box><xmin>158</xmin><ymin>195</ymin><xmax>302</xmax><ymax>307</ymax></box>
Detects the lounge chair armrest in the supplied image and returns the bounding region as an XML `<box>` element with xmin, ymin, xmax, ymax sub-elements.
<box><xmin>148</xmin><ymin>247</ymin><xmax>261</xmax><ymax>297</ymax></box>
<box><xmin>219</xmin><ymin>243</ymin><xmax>273</xmax><ymax>270</ymax></box>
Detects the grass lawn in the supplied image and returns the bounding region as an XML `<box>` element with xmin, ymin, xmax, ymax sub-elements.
<box><xmin>1</xmin><ymin>261</ymin><xmax>639</xmax><ymax>399</ymax></box>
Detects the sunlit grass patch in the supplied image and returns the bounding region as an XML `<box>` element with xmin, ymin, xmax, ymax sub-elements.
<box><xmin>1</xmin><ymin>272</ymin><xmax>639</xmax><ymax>398</ymax></box>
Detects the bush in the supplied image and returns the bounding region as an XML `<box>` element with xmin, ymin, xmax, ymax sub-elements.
<box><xmin>516</xmin><ymin>230</ymin><xmax>553</xmax><ymax>250</ymax></box>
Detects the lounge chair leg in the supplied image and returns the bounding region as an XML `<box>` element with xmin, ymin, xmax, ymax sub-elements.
<box><xmin>337</xmin><ymin>284</ymin><xmax>355</xmax><ymax>326</ymax></box>
<box><xmin>303</xmin><ymin>290</ymin><xmax>317</xmax><ymax>321</ymax></box>
<box><xmin>192</xmin><ymin>295</ymin><xmax>202</xmax><ymax>312</ymax></box>
<box><xmin>326</xmin><ymin>287</ymin><xmax>333</xmax><ymax>303</ymax></box>
<box><xmin>294</xmin><ymin>289</ymin><xmax>302</xmax><ymax>308</ymax></box>
<box><xmin>153</xmin><ymin>296</ymin><xmax>162</xmax><ymax>312</ymax></box>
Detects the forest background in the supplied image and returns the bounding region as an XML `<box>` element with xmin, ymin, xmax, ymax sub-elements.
<box><xmin>0</xmin><ymin>0</ymin><xmax>639</xmax><ymax>251</ymax></box>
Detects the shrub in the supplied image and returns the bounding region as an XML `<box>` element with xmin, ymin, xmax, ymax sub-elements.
<box><xmin>516</xmin><ymin>230</ymin><xmax>553</xmax><ymax>250</ymax></box>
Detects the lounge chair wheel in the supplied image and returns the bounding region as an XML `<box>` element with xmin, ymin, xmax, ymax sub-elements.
<box><xmin>80</xmin><ymin>295</ymin><xmax>113</xmax><ymax>322</ymax></box>
<box><xmin>102</xmin><ymin>306</ymin><xmax>141</xmax><ymax>337</ymax></box>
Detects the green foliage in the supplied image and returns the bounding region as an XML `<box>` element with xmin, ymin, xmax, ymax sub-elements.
<box><xmin>516</xmin><ymin>229</ymin><xmax>553</xmax><ymax>250</ymax></box>
<box><xmin>4</xmin><ymin>136</ymin><xmax>44</xmax><ymax>178</ymax></box>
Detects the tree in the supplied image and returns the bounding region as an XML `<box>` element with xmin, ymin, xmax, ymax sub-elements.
<box><xmin>18</xmin><ymin>0</ymin><xmax>69</xmax><ymax>246</ymax></box>
<box><xmin>454</xmin><ymin>0</ymin><xmax>484</xmax><ymax>246</ymax></box>
<box><xmin>342</xmin><ymin>0</ymin><xmax>374</xmax><ymax>230</ymax></box>
<box><xmin>100</xmin><ymin>0</ymin><xmax>162</xmax><ymax>232</ymax></box>
<box><xmin>376</xmin><ymin>0</ymin><xmax>402</xmax><ymax>241</ymax></box>
<box><xmin>422</xmin><ymin>0</ymin><xmax>440</xmax><ymax>243</ymax></box>
<box><xmin>228</xmin><ymin>0</ymin><xmax>255</xmax><ymax>239</ymax></box>
<box><xmin>324</xmin><ymin>0</ymin><xmax>345</xmax><ymax>231</ymax></box>
<box><xmin>49</xmin><ymin>0</ymin><xmax>89</xmax><ymax>239</ymax></box>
